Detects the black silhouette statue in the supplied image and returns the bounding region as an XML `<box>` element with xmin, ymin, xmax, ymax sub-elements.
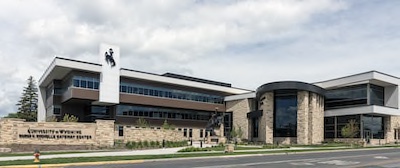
<box><xmin>105</xmin><ymin>48</ymin><xmax>116</xmax><ymax>67</ymax></box>
<box><xmin>205</xmin><ymin>113</ymin><xmax>224</xmax><ymax>136</ymax></box>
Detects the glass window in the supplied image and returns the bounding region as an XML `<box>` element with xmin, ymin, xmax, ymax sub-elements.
<box><xmin>73</xmin><ymin>79</ymin><xmax>80</xmax><ymax>87</ymax></box>
<box><xmin>94</xmin><ymin>82</ymin><xmax>99</xmax><ymax>89</ymax></box>
<box><xmin>274</xmin><ymin>90</ymin><xmax>297</xmax><ymax>137</ymax></box>
<box><xmin>370</xmin><ymin>84</ymin><xmax>384</xmax><ymax>106</ymax></box>
<box><xmin>200</xmin><ymin>129</ymin><xmax>204</xmax><ymax>138</ymax></box>
<box><xmin>118</xmin><ymin>126</ymin><xmax>124</xmax><ymax>137</ymax></box>
<box><xmin>88</xmin><ymin>81</ymin><xmax>94</xmax><ymax>89</ymax></box>
<box><xmin>183</xmin><ymin>129</ymin><xmax>187</xmax><ymax>137</ymax></box>
<box><xmin>252</xmin><ymin>118</ymin><xmax>259</xmax><ymax>138</ymax></box>
<box><xmin>325</xmin><ymin>84</ymin><xmax>368</xmax><ymax>109</ymax></box>
<box><xmin>362</xmin><ymin>115</ymin><xmax>384</xmax><ymax>139</ymax></box>
<box><xmin>189</xmin><ymin>129</ymin><xmax>193</xmax><ymax>138</ymax></box>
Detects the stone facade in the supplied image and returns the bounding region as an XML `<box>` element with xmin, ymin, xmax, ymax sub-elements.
<box><xmin>122</xmin><ymin>127</ymin><xmax>186</xmax><ymax>142</ymax></box>
<box><xmin>385</xmin><ymin>116</ymin><xmax>400</xmax><ymax>143</ymax></box>
<box><xmin>226</xmin><ymin>98</ymin><xmax>252</xmax><ymax>140</ymax></box>
<box><xmin>259</xmin><ymin>92</ymin><xmax>274</xmax><ymax>144</ymax></box>
<box><xmin>0</xmin><ymin>118</ymin><xmax>103</xmax><ymax>146</ymax></box>
<box><xmin>296</xmin><ymin>91</ymin><xmax>324</xmax><ymax>145</ymax></box>
<box><xmin>307</xmin><ymin>92</ymin><xmax>324</xmax><ymax>144</ymax></box>
<box><xmin>255</xmin><ymin>91</ymin><xmax>324</xmax><ymax>145</ymax></box>
<box><xmin>297</xmin><ymin>91</ymin><xmax>309</xmax><ymax>144</ymax></box>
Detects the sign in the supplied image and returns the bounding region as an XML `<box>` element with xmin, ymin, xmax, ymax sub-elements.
<box><xmin>18</xmin><ymin>127</ymin><xmax>95</xmax><ymax>140</ymax></box>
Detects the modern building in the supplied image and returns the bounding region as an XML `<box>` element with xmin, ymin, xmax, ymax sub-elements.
<box><xmin>38</xmin><ymin>45</ymin><xmax>400</xmax><ymax>145</ymax></box>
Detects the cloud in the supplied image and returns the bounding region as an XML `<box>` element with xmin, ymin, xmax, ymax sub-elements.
<box><xmin>2</xmin><ymin>0</ymin><xmax>400</xmax><ymax>117</ymax></box>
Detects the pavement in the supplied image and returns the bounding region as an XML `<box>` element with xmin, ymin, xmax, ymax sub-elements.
<box><xmin>67</xmin><ymin>148</ymin><xmax>400</xmax><ymax>168</ymax></box>
<box><xmin>0</xmin><ymin>145</ymin><xmax>394</xmax><ymax>168</ymax></box>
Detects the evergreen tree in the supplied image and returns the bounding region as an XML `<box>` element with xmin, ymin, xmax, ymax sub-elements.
<box><xmin>16</xmin><ymin>76</ymin><xmax>38</xmax><ymax>122</ymax></box>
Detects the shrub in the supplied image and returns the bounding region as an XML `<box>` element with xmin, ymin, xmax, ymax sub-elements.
<box><xmin>150</xmin><ymin>141</ymin><xmax>156</xmax><ymax>147</ymax></box>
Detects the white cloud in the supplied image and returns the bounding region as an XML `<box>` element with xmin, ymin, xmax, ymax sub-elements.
<box><xmin>1</xmin><ymin>0</ymin><xmax>400</xmax><ymax>117</ymax></box>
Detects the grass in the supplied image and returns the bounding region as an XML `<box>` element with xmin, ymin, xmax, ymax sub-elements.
<box><xmin>2</xmin><ymin>146</ymin><xmax>400</xmax><ymax>166</ymax></box>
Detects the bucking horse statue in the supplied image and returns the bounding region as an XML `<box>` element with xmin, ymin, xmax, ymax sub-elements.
<box><xmin>105</xmin><ymin>48</ymin><xmax>116</xmax><ymax>67</ymax></box>
<box><xmin>205</xmin><ymin>112</ymin><xmax>224</xmax><ymax>136</ymax></box>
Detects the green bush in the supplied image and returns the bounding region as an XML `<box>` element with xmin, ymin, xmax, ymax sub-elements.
<box><xmin>178</xmin><ymin>147</ymin><xmax>213</xmax><ymax>152</ymax></box>
<box><xmin>143</xmin><ymin>140</ymin><xmax>149</xmax><ymax>148</ymax></box>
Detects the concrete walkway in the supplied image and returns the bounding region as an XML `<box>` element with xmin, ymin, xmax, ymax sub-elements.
<box><xmin>0</xmin><ymin>147</ymin><xmax>186</xmax><ymax>161</ymax></box>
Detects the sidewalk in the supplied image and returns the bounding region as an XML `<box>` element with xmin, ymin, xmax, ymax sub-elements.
<box><xmin>0</xmin><ymin>147</ymin><xmax>186</xmax><ymax>161</ymax></box>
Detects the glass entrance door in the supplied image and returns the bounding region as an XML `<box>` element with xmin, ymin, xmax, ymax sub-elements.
<box><xmin>364</xmin><ymin>130</ymin><xmax>371</xmax><ymax>144</ymax></box>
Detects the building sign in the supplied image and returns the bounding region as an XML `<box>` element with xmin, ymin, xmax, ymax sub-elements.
<box><xmin>18</xmin><ymin>127</ymin><xmax>95</xmax><ymax>140</ymax></box>
<box><xmin>99</xmin><ymin>43</ymin><xmax>120</xmax><ymax>104</ymax></box>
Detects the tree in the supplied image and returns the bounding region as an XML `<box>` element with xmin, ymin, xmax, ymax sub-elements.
<box><xmin>136</xmin><ymin>117</ymin><xmax>149</xmax><ymax>128</ymax></box>
<box><xmin>61</xmin><ymin>114</ymin><xmax>79</xmax><ymax>122</ymax></box>
<box><xmin>162</xmin><ymin>120</ymin><xmax>175</xmax><ymax>130</ymax></box>
<box><xmin>230</xmin><ymin>125</ymin><xmax>244</xmax><ymax>143</ymax></box>
<box><xmin>4</xmin><ymin>113</ymin><xmax>19</xmax><ymax>118</ymax></box>
<box><xmin>341</xmin><ymin>119</ymin><xmax>359</xmax><ymax>138</ymax></box>
<box><xmin>16</xmin><ymin>76</ymin><xmax>38</xmax><ymax>122</ymax></box>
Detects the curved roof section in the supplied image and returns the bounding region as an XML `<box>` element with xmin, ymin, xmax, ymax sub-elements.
<box><xmin>256</xmin><ymin>81</ymin><xmax>325</xmax><ymax>98</ymax></box>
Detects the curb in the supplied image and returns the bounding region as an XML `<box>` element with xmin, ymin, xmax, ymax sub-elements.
<box><xmin>0</xmin><ymin>160</ymin><xmax>144</xmax><ymax>168</ymax></box>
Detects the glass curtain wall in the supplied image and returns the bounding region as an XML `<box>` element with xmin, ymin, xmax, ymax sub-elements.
<box><xmin>274</xmin><ymin>90</ymin><xmax>297</xmax><ymax>137</ymax></box>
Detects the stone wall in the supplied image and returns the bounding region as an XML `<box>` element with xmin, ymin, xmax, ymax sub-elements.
<box><xmin>385</xmin><ymin>116</ymin><xmax>400</xmax><ymax>143</ymax></box>
<box><xmin>297</xmin><ymin>91</ymin><xmax>309</xmax><ymax>144</ymax></box>
<box><xmin>296</xmin><ymin>91</ymin><xmax>324</xmax><ymax>145</ymax></box>
<box><xmin>226</xmin><ymin>98</ymin><xmax>252</xmax><ymax>140</ymax></box>
<box><xmin>0</xmin><ymin>118</ymin><xmax>114</xmax><ymax>148</ymax></box>
<box><xmin>308</xmin><ymin>92</ymin><xmax>324</xmax><ymax>144</ymax></box>
<box><xmin>259</xmin><ymin>92</ymin><xmax>274</xmax><ymax>144</ymax></box>
<box><xmin>122</xmin><ymin>127</ymin><xmax>186</xmax><ymax>142</ymax></box>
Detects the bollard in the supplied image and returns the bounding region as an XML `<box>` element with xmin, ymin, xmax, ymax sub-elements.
<box><xmin>190</xmin><ymin>139</ymin><xmax>193</xmax><ymax>146</ymax></box>
<box><xmin>33</xmin><ymin>149</ymin><xmax>40</xmax><ymax>163</ymax></box>
<box><xmin>162</xmin><ymin>139</ymin><xmax>165</xmax><ymax>148</ymax></box>
<box><xmin>200</xmin><ymin>140</ymin><xmax>203</xmax><ymax>148</ymax></box>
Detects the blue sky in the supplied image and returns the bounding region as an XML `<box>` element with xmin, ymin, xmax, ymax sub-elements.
<box><xmin>0</xmin><ymin>0</ymin><xmax>399</xmax><ymax>116</ymax></box>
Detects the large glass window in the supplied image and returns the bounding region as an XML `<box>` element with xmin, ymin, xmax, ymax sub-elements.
<box><xmin>252</xmin><ymin>118</ymin><xmax>259</xmax><ymax>138</ymax></box>
<box><xmin>120</xmin><ymin>82</ymin><xmax>224</xmax><ymax>104</ymax></box>
<box><xmin>116</xmin><ymin>104</ymin><xmax>214</xmax><ymax>122</ymax></box>
<box><xmin>72</xmin><ymin>76</ymin><xmax>99</xmax><ymax>90</ymax></box>
<box><xmin>370</xmin><ymin>84</ymin><xmax>384</xmax><ymax>106</ymax></box>
<box><xmin>274</xmin><ymin>90</ymin><xmax>297</xmax><ymax>137</ymax></box>
<box><xmin>325</xmin><ymin>84</ymin><xmax>368</xmax><ymax>109</ymax></box>
<box><xmin>324</xmin><ymin>117</ymin><xmax>335</xmax><ymax>138</ymax></box>
<box><xmin>362</xmin><ymin>115</ymin><xmax>384</xmax><ymax>139</ymax></box>
<box><xmin>336</xmin><ymin>115</ymin><xmax>360</xmax><ymax>138</ymax></box>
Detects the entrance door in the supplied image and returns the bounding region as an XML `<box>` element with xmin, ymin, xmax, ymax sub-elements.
<box><xmin>364</xmin><ymin>130</ymin><xmax>371</xmax><ymax>144</ymax></box>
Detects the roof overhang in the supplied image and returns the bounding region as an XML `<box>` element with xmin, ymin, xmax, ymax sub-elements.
<box><xmin>324</xmin><ymin>105</ymin><xmax>400</xmax><ymax>117</ymax></box>
<box><xmin>38</xmin><ymin>57</ymin><xmax>101</xmax><ymax>87</ymax></box>
<box><xmin>314</xmin><ymin>71</ymin><xmax>399</xmax><ymax>89</ymax></box>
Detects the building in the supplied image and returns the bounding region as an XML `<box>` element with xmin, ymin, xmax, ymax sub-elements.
<box><xmin>37</xmin><ymin>45</ymin><xmax>400</xmax><ymax>145</ymax></box>
<box><xmin>37</xmin><ymin>44</ymin><xmax>251</xmax><ymax>142</ymax></box>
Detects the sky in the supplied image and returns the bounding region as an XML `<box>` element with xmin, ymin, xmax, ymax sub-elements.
<box><xmin>0</xmin><ymin>0</ymin><xmax>399</xmax><ymax>116</ymax></box>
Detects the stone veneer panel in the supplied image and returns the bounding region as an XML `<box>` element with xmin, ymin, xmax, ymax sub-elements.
<box><xmin>95</xmin><ymin>120</ymin><xmax>115</xmax><ymax>147</ymax></box>
<box><xmin>226</xmin><ymin>98</ymin><xmax>252</xmax><ymax>140</ymax></box>
<box><xmin>123</xmin><ymin>127</ymin><xmax>186</xmax><ymax>142</ymax></box>
<box><xmin>0</xmin><ymin>118</ymin><xmax>115</xmax><ymax>148</ymax></box>
<box><xmin>309</xmin><ymin>93</ymin><xmax>324</xmax><ymax>144</ymax></box>
<box><xmin>297</xmin><ymin>91</ymin><xmax>309</xmax><ymax>145</ymax></box>
<box><xmin>385</xmin><ymin>116</ymin><xmax>400</xmax><ymax>143</ymax></box>
<box><xmin>259</xmin><ymin>92</ymin><xmax>273</xmax><ymax>144</ymax></box>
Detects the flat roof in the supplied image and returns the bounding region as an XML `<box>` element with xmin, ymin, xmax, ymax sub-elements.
<box><xmin>39</xmin><ymin>57</ymin><xmax>252</xmax><ymax>95</ymax></box>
